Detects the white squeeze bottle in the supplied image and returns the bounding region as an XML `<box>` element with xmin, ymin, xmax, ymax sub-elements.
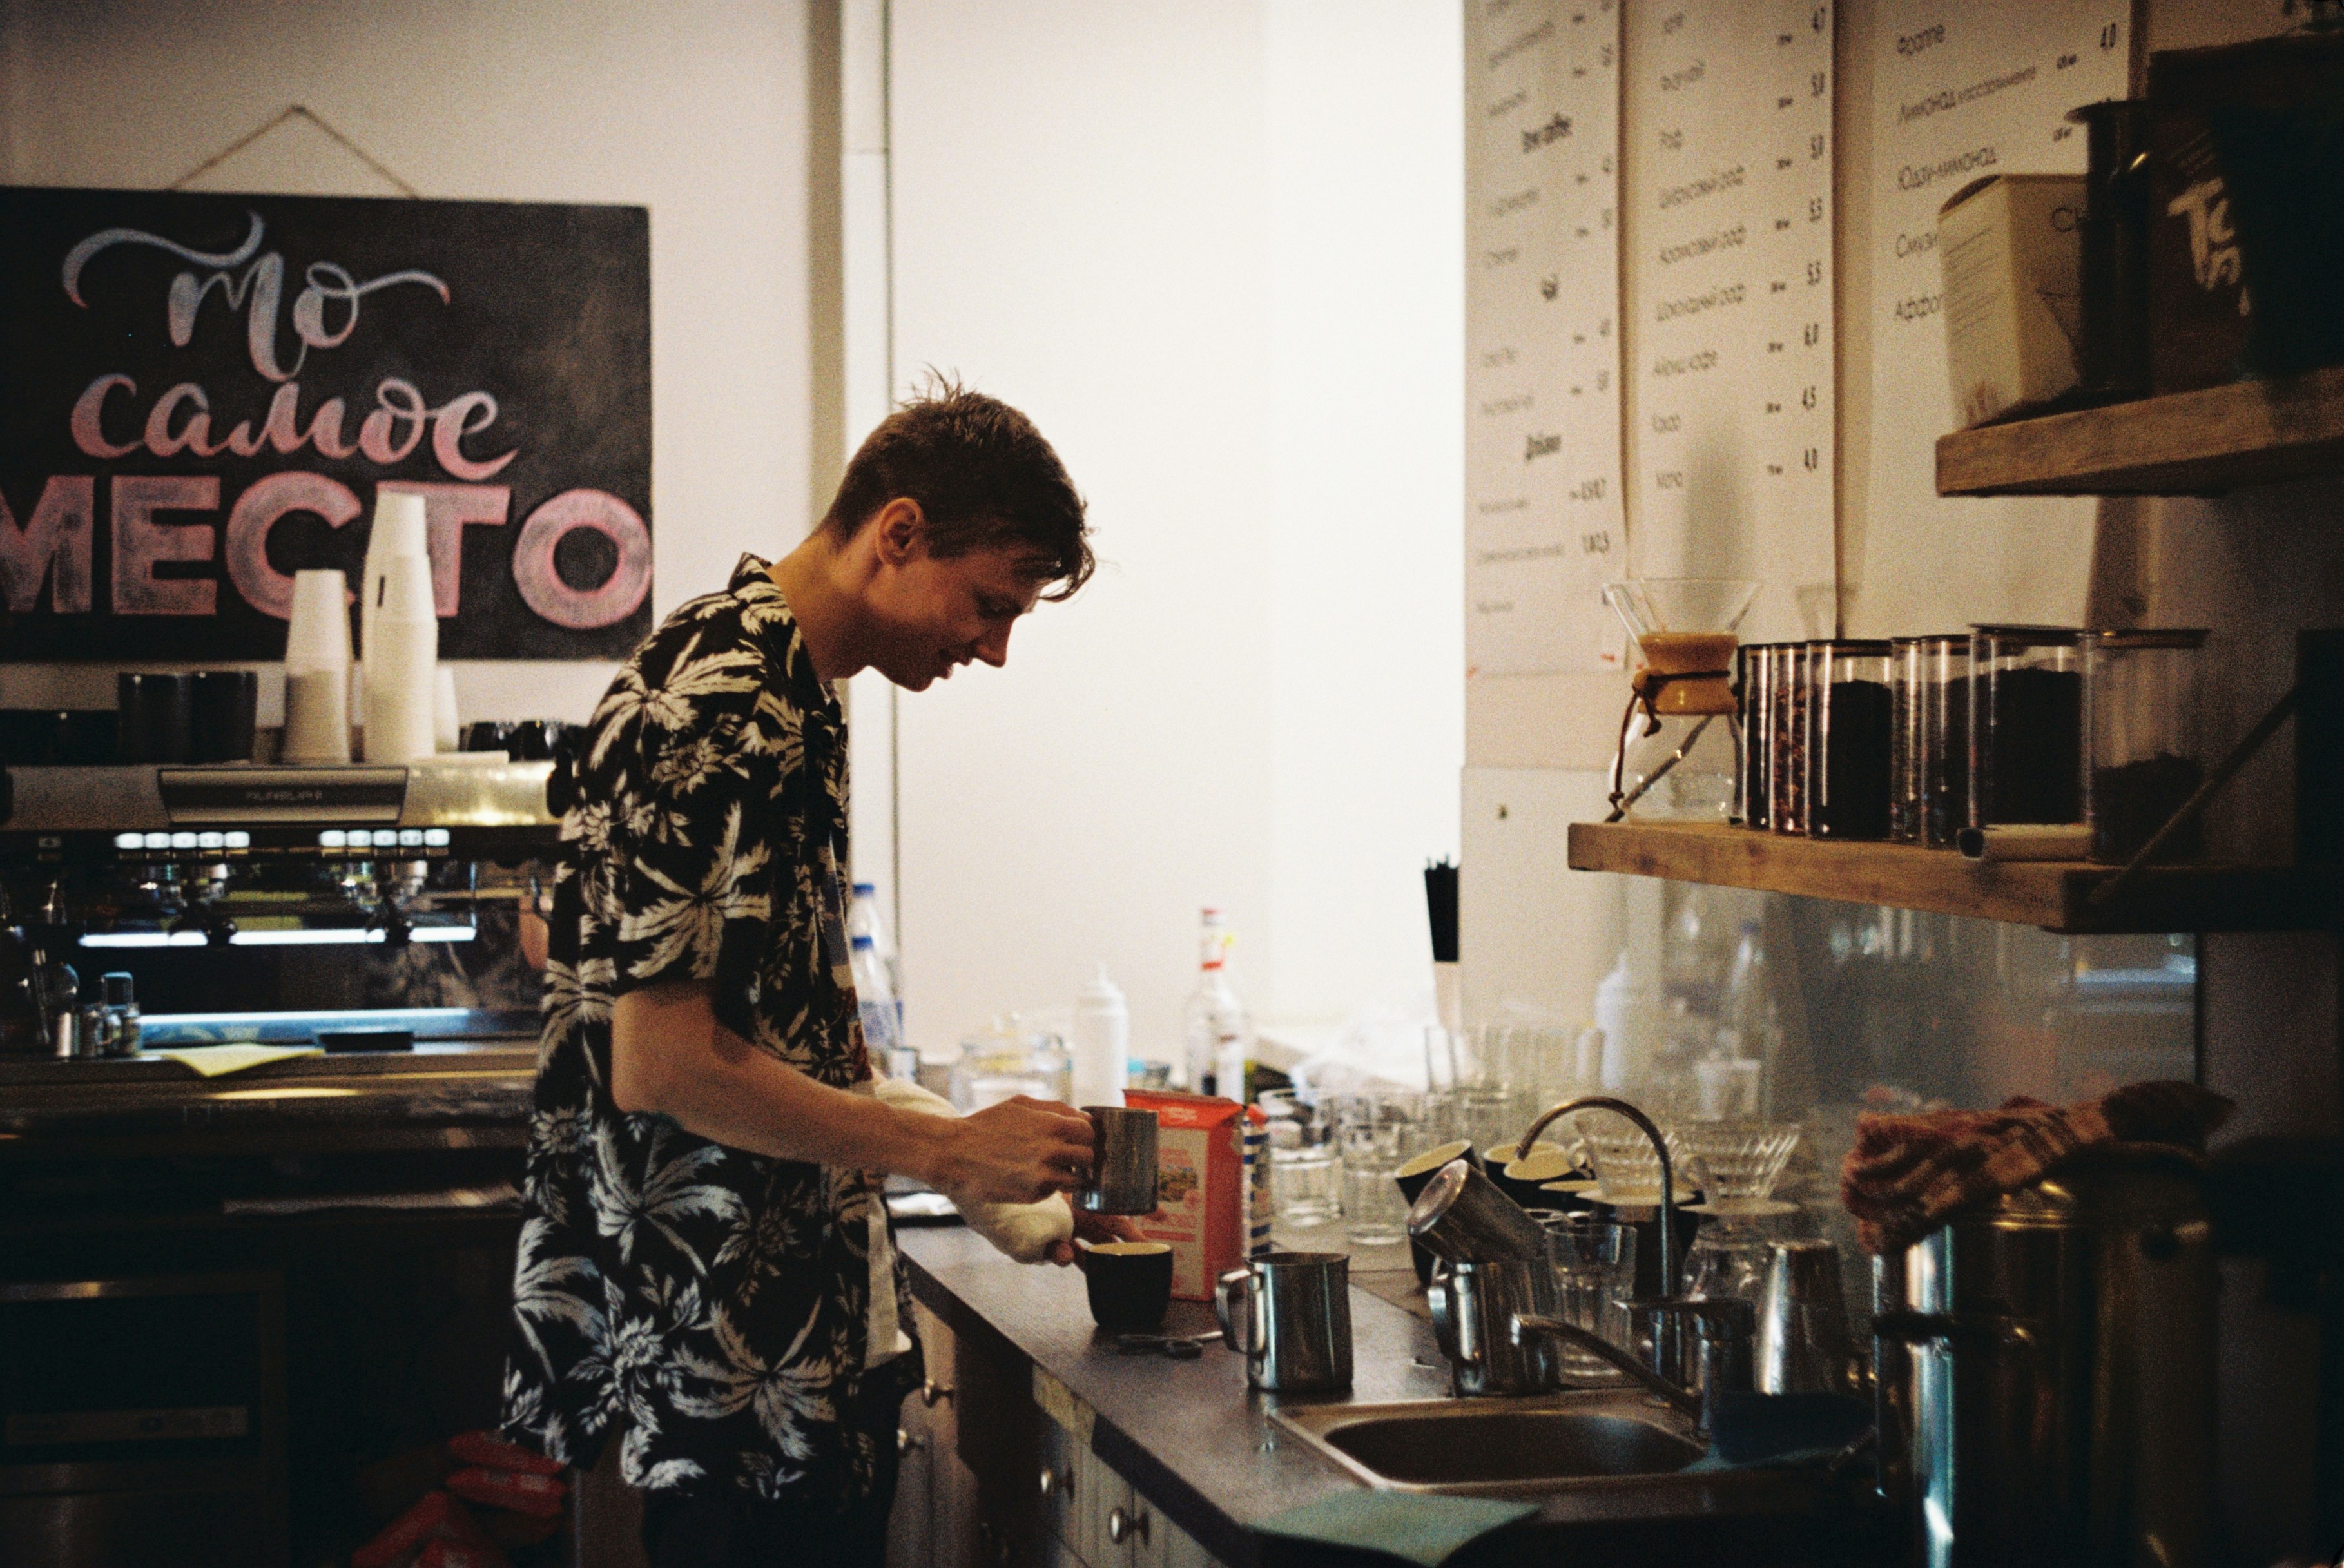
<box><xmin>1071</xmin><ymin>966</ymin><xmax>1129</xmax><ymax>1107</ymax></box>
<box><xmin>851</xmin><ymin>932</ymin><xmax>901</xmax><ymax>1056</ymax></box>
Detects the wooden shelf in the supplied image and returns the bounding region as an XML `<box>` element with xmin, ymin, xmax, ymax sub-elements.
<box><xmin>1566</xmin><ymin>820</ymin><xmax>2336</xmax><ymax>934</ymax></box>
<box><xmin>1936</xmin><ymin>365</ymin><xmax>2344</xmax><ymax>497</ymax></box>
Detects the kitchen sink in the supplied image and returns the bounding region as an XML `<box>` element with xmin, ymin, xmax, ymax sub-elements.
<box><xmin>1272</xmin><ymin>1391</ymin><xmax>1707</xmax><ymax>1496</ymax></box>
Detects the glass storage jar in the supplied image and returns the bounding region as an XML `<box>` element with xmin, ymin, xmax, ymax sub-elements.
<box><xmin>2084</xmin><ymin>629</ymin><xmax>2208</xmax><ymax>864</ymax></box>
<box><xmin>1768</xmin><ymin>643</ymin><xmax>1814</xmax><ymax>836</ymax></box>
<box><xmin>1889</xmin><ymin>639</ymin><xmax>1926</xmax><ymax>844</ymax></box>
<box><xmin>1970</xmin><ymin>626</ymin><xmax>2084</xmax><ymax>829</ymax></box>
<box><xmin>1810</xmin><ymin>642</ymin><xmax>1895</xmax><ymax>840</ymax></box>
<box><xmin>1736</xmin><ymin>643</ymin><xmax>1779</xmax><ymax>829</ymax></box>
<box><xmin>1917</xmin><ymin>635</ymin><xmax>1972</xmax><ymax>849</ymax></box>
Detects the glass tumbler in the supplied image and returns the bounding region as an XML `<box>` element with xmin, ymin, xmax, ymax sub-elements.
<box><xmin>1971</xmin><ymin>626</ymin><xmax>2084</xmax><ymax>828</ymax></box>
<box><xmin>1736</xmin><ymin>643</ymin><xmax>1777</xmax><ymax>829</ymax></box>
<box><xmin>1335</xmin><ymin>1092</ymin><xmax>1421</xmax><ymax>1246</ymax></box>
<box><xmin>1918</xmin><ymin>634</ymin><xmax>1972</xmax><ymax>849</ymax></box>
<box><xmin>1810</xmin><ymin>641</ymin><xmax>1895</xmax><ymax>840</ymax></box>
<box><xmin>1541</xmin><ymin>1214</ymin><xmax>1639</xmax><ymax>1382</ymax></box>
<box><xmin>1768</xmin><ymin>643</ymin><xmax>1814</xmax><ymax>835</ymax></box>
<box><xmin>1259</xmin><ymin>1090</ymin><xmax>1342</xmax><ymax>1228</ymax></box>
<box><xmin>2084</xmin><ymin>629</ymin><xmax>2208</xmax><ymax>864</ymax></box>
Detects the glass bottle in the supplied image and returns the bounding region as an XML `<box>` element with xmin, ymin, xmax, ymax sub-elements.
<box><xmin>1603</xmin><ymin>579</ymin><xmax>1761</xmax><ymax>821</ymax></box>
<box><xmin>1184</xmin><ymin>907</ymin><xmax>1252</xmax><ymax>1099</ymax></box>
<box><xmin>1737</xmin><ymin>643</ymin><xmax>1776</xmax><ymax>830</ymax></box>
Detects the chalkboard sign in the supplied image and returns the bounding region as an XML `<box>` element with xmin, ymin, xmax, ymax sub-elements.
<box><xmin>0</xmin><ymin>187</ymin><xmax>652</xmax><ymax>662</ymax></box>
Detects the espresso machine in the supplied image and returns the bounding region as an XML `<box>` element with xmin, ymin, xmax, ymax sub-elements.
<box><xmin>0</xmin><ymin>754</ymin><xmax>566</xmax><ymax>1568</ymax></box>
<box><xmin>0</xmin><ymin>755</ymin><xmax>563</xmax><ymax>1052</ymax></box>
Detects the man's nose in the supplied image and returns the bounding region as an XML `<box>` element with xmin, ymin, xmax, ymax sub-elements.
<box><xmin>974</xmin><ymin>622</ymin><xmax>1014</xmax><ymax>668</ymax></box>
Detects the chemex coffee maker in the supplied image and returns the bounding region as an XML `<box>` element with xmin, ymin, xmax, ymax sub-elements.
<box><xmin>0</xmin><ymin>748</ymin><xmax>567</xmax><ymax>1056</ymax></box>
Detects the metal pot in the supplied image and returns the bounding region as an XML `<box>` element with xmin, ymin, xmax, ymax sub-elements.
<box><xmin>1871</xmin><ymin>1143</ymin><xmax>2217</xmax><ymax>1568</ymax></box>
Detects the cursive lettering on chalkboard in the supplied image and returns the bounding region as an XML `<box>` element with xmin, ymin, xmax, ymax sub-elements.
<box><xmin>1894</xmin><ymin>230</ymin><xmax>1938</xmax><ymax>258</ymax></box>
<box><xmin>60</xmin><ymin>213</ymin><xmax>515</xmax><ymax>485</ymax></box>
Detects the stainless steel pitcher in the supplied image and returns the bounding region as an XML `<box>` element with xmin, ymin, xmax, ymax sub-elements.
<box><xmin>1871</xmin><ymin>1143</ymin><xmax>2217</xmax><ymax>1568</ymax></box>
<box><xmin>1216</xmin><ymin>1252</ymin><xmax>1353</xmax><ymax>1395</ymax></box>
<box><xmin>1426</xmin><ymin>1257</ymin><xmax>1564</xmax><ymax>1396</ymax></box>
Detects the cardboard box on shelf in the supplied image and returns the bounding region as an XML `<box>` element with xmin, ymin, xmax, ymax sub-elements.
<box><xmin>1938</xmin><ymin>173</ymin><xmax>2086</xmax><ymax>429</ymax></box>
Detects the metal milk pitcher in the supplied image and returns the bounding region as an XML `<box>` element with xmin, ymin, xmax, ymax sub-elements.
<box><xmin>1871</xmin><ymin>1144</ymin><xmax>2216</xmax><ymax>1568</ymax></box>
<box><xmin>1216</xmin><ymin>1252</ymin><xmax>1353</xmax><ymax>1395</ymax></box>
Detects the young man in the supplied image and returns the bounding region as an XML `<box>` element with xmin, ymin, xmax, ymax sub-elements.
<box><xmin>502</xmin><ymin>387</ymin><xmax>1118</xmax><ymax>1564</ymax></box>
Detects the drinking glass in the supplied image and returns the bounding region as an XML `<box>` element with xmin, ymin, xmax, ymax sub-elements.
<box><xmin>1333</xmin><ymin>1092</ymin><xmax>1422</xmax><ymax>1246</ymax></box>
<box><xmin>1260</xmin><ymin>1089</ymin><xmax>1342</xmax><ymax>1228</ymax></box>
<box><xmin>1541</xmin><ymin>1215</ymin><xmax>1638</xmax><ymax>1382</ymax></box>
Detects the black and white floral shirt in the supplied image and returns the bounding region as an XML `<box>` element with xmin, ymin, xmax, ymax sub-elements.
<box><xmin>501</xmin><ymin>554</ymin><xmax>916</xmax><ymax>1504</ymax></box>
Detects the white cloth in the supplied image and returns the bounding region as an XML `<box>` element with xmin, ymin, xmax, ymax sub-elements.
<box><xmin>868</xmin><ymin>1076</ymin><xmax>1075</xmax><ymax>1263</ymax></box>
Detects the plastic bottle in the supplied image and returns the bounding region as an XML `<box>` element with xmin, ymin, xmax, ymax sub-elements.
<box><xmin>851</xmin><ymin>933</ymin><xmax>902</xmax><ymax>1058</ymax></box>
<box><xmin>1183</xmin><ymin>907</ymin><xmax>1252</xmax><ymax>1100</ymax></box>
<box><xmin>848</xmin><ymin>882</ymin><xmax>904</xmax><ymax>1048</ymax></box>
<box><xmin>1071</xmin><ymin>966</ymin><xmax>1130</xmax><ymax>1108</ymax></box>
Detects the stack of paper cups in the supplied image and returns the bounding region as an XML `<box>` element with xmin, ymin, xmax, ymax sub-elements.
<box><xmin>433</xmin><ymin>666</ymin><xmax>461</xmax><ymax>752</ymax></box>
<box><xmin>358</xmin><ymin>491</ymin><xmax>429</xmax><ymax>731</ymax></box>
<box><xmin>283</xmin><ymin>570</ymin><xmax>353</xmax><ymax>764</ymax></box>
<box><xmin>362</xmin><ymin>555</ymin><xmax>439</xmax><ymax>763</ymax></box>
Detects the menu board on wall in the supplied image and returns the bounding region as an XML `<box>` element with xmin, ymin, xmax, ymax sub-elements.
<box><xmin>0</xmin><ymin>188</ymin><xmax>652</xmax><ymax>662</ymax></box>
<box><xmin>1463</xmin><ymin>0</ymin><xmax>1625</xmax><ymax>677</ymax></box>
<box><xmin>1850</xmin><ymin>3</ymin><xmax>2127</xmax><ymax>635</ymax></box>
<box><xmin>1627</xmin><ymin>0</ymin><xmax>1836</xmax><ymax>644</ymax></box>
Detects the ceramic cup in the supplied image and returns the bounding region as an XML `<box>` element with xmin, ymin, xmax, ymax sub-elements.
<box><xmin>1083</xmin><ymin>1241</ymin><xmax>1174</xmax><ymax>1333</ymax></box>
<box><xmin>1395</xmin><ymin>1139</ymin><xmax>1477</xmax><ymax>1284</ymax></box>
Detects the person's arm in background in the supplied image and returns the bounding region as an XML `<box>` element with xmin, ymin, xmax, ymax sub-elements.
<box><xmin>609</xmin><ymin>979</ymin><xmax>1090</xmax><ymax>1208</ymax></box>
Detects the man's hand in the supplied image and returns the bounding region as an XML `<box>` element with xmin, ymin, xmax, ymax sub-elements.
<box><xmin>1047</xmin><ymin>1208</ymin><xmax>1145</xmax><ymax>1268</ymax></box>
<box><xmin>929</xmin><ymin>1096</ymin><xmax>1095</xmax><ymax>1206</ymax></box>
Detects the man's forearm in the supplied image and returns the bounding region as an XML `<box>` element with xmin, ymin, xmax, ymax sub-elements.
<box><xmin>609</xmin><ymin>983</ymin><xmax>945</xmax><ymax>1179</ymax></box>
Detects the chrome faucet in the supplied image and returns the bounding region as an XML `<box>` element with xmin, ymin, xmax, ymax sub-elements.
<box><xmin>1505</xmin><ymin>1096</ymin><xmax>1755</xmax><ymax>1433</ymax></box>
<box><xmin>1511</xmin><ymin>1095</ymin><xmax>1680</xmax><ymax>1293</ymax></box>
<box><xmin>1511</xmin><ymin>1298</ymin><xmax>1754</xmax><ymax>1435</ymax></box>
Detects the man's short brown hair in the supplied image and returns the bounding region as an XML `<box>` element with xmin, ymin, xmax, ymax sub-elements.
<box><xmin>824</xmin><ymin>380</ymin><xmax>1094</xmax><ymax>599</ymax></box>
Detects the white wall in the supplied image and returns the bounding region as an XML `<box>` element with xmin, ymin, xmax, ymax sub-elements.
<box><xmin>0</xmin><ymin>0</ymin><xmax>819</xmax><ymax>722</ymax></box>
<box><xmin>887</xmin><ymin>1</ymin><xmax>1465</xmax><ymax>1060</ymax></box>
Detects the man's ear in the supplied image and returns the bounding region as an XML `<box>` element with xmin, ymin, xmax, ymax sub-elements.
<box><xmin>871</xmin><ymin>498</ymin><xmax>926</xmax><ymax>567</ymax></box>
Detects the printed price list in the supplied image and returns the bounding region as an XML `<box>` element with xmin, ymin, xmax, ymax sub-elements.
<box><xmin>1464</xmin><ymin>0</ymin><xmax>1625</xmax><ymax>677</ymax></box>
<box><xmin>1627</xmin><ymin>0</ymin><xmax>1835</xmax><ymax>642</ymax></box>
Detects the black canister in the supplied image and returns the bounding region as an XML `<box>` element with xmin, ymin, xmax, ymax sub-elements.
<box><xmin>115</xmin><ymin>673</ymin><xmax>192</xmax><ymax>764</ymax></box>
<box><xmin>189</xmin><ymin>671</ymin><xmax>259</xmax><ymax>764</ymax></box>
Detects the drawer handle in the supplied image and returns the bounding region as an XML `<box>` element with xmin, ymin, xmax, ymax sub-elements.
<box><xmin>1109</xmin><ymin>1506</ymin><xmax>1149</xmax><ymax>1546</ymax></box>
<box><xmin>922</xmin><ymin>1380</ymin><xmax>955</xmax><ymax>1407</ymax></box>
<box><xmin>1038</xmin><ymin>1465</ymin><xmax>1070</xmax><ymax>1500</ymax></box>
<box><xmin>897</xmin><ymin>1427</ymin><xmax>927</xmax><ymax>1455</ymax></box>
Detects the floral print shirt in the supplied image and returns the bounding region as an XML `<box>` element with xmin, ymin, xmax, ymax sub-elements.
<box><xmin>501</xmin><ymin>554</ymin><xmax>916</xmax><ymax>1503</ymax></box>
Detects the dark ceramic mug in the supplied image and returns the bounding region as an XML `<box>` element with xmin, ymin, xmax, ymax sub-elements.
<box><xmin>1083</xmin><ymin>1241</ymin><xmax>1173</xmax><ymax>1333</ymax></box>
